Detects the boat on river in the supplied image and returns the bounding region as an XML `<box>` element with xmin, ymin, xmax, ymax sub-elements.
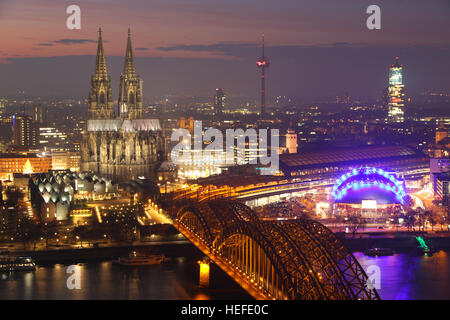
<box><xmin>116</xmin><ymin>251</ymin><xmax>166</xmax><ymax>266</ymax></box>
<box><xmin>0</xmin><ymin>256</ymin><xmax>36</xmax><ymax>272</ymax></box>
<box><xmin>364</xmin><ymin>248</ymin><xmax>395</xmax><ymax>256</ymax></box>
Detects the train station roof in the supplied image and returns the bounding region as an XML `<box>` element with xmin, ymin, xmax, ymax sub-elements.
<box><xmin>279</xmin><ymin>145</ymin><xmax>427</xmax><ymax>173</ymax></box>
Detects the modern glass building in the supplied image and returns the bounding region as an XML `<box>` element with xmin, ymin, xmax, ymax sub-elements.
<box><xmin>386</xmin><ymin>57</ymin><xmax>406</xmax><ymax>123</ymax></box>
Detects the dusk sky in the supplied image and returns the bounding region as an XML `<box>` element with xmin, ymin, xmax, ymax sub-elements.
<box><xmin>1</xmin><ymin>0</ymin><xmax>450</xmax><ymax>100</ymax></box>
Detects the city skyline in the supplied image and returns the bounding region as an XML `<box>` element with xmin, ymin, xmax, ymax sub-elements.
<box><xmin>1</xmin><ymin>0</ymin><xmax>450</xmax><ymax>303</ymax></box>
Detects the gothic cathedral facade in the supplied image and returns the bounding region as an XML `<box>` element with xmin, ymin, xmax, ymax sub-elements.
<box><xmin>81</xmin><ymin>28</ymin><xmax>165</xmax><ymax>183</ymax></box>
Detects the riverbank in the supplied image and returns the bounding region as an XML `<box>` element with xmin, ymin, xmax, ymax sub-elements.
<box><xmin>7</xmin><ymin>240</ymin><xmax>202</xmax><ymax>264</ymax></box>
<box><xmin>339</xmin><ymin>230</ymin><xmax>450</xmax><ymax>252</ymax></box>
<box><xmin>5</xmin><ymin>230</ymin><xmax>450</xmax><ymax>264</ymax></box>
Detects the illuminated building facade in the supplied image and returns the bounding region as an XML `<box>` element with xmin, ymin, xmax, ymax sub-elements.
<box><xmin>331</xmin><ymin>167</ymin><xmax>406</xmax><ymax>218</ymax></box>
<box><xmin>431</xmin><ymin>158</ymin><xmax>450</xmax><ymax>200</ymax></box>
<box><xmin>178</xmin><ymin>117</ymin><xmax>194</xmax><ymax>134</ymax></box>
<box><xmin>0</xmin><ymin>154</ymin><xmax>52</xmax><ymax>181</ymax></box>
<box><xmin>434</xmin><ymin>172</ymin><xmax>450</xmax><ymax>201</ymax></box>
<box><xmin>81</xmin><ymin>28</ymin><xmax>166</xmax><ymax>183</ymax></box>
<box><xmin>175</xmin><ymin>148</ymin><xmax>223</xmax><ymax>180</ymax></box>
<box><xmin>0</xmin><ymin>98</ymin><xmax>6</xmax><ymax>114</ymax></box>
<box><xmin>51</xmin><ymin>151</ymin><xmax>80</xmax><ymax>172</ymax></box>
<box><xmin>436</xmin><ymin>120</ymin><xmax>448</xmax><ymax>144</ymax></box>
<box><xmin>285</xmin><ymin>128</ymin><xmax>297</xmax><ymax>154</ymax></box>
<box><xmin>30</xmin><ymin>171</ymin><xmax>118</xmax><ymax>222</ymax></box>
<box><xmin>386</xmin><ymin>57</ymin><xmax>406</xmax><ymax>123</ymax></box>
<box><xmin>39</xmin><ymin>127</ymin><xmax>68</xmax><ymax>151</ymax></box>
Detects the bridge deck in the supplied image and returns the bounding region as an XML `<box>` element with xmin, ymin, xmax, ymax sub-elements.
<box><xmin>174</xmin><ymin>222</ymin><xmax>272</xmax><ymax>300</ymax></box>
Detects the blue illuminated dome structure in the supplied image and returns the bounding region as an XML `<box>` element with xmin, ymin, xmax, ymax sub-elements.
<box><xmin>331</xmin><ymin>167</ymin><xmax>406</xmax><ymax>217</ymax></box>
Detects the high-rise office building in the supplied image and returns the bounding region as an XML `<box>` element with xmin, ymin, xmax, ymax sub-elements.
<box><xmin>13</xmin><ymin>115</ymin><xmax>37</xmax><ymax>147</ymax></box>
<box><xmin>385</xmin><ymin>57</ymin><xmax>406</xmax><ymax>123</ymax></box>
<box><xmin>33</xmin><ymin>105</ymin><xmax>48</xmax><ymax>124</ymax></box>
<box><xmin>39</xmin><ymin>126</ymin><xmax>68</xmax><ymax>151</ymax></box>
<box><xmin>213</xmin><ymin>88</ymin><xmax>226</xmax><ymax>116</ymax></box>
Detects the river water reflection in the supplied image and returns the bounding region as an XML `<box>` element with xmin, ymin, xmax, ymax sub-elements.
<box><xmin>355</xmin><ymin>250</ymin><xmax>450</xmax><ymax>300</ymax></box>
<box><xmin>0</xmin><ymin>256</ymin><xmax>251</xmax><ymax>300</ymax></box>
<box><xmin>1</xmin><ymin>252</ymin><xmax>450</xmax><ymax>300</ymax></box>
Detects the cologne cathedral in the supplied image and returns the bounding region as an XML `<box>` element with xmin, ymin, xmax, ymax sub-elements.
<box><xmin>81</xmin><ymin>28</ymin><xmax>165</xmax><ymax>183</ymax></box>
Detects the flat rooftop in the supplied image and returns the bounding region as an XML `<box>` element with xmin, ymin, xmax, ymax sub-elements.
<box><xmin>0</xmin><ymin>153</ymin><xmax>48</xmax><ymax>159</ymax></box>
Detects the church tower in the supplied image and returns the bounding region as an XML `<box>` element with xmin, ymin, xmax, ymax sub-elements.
<box><xmin>118</xmin><ymin>28</ymin><xmax>143</xmax><ymax>119</ymax></box>
<box><xmin>286</xmin><ymin>122</ymin><xmax>297</xmax><ymax>154</ymax></box>
<box><xmin>87</xmin><ymin>28</ymin><xmax>114</xmax><ymax>120</ymax></box>
<box><xmin>82</xmin><ymin>28</ymin><xmax>166</xmax><ymax>183</ymax></box>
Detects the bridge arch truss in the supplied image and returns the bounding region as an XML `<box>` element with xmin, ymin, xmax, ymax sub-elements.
<box><xmin>175</xmin><ymin>200</ymin><xmax>379</xmax><ymax>300</ymax></box>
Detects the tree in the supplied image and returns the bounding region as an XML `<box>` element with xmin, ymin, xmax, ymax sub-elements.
<box><xmin>5</xmin><ymin>187</ymin><xmax>21</xmax><ymax>205</ymax></box>
<box><xmin>403</xmin><ymin>195</ymin><xmax>415</xmax><ymax>211</ymax></box>
<box><xmin>428</xmin><ymin>211</ymin><xmax>438</xmax><ymax>231</ymax></box>
<box><xmin>41</xmin><ymin>221</ymin><xmax>58</xmax><ymax>247</ymax></box>
<box><xmin>24</xmin><ymin>222</ymin><xmax>42</xmax><ymax>251</ymax></box>
<box><xmin>72</xmin><ymin>225</ymin><xmax>88</xmax><ymax>247</ymax></box>
<box><xmin>404</xmin><ymin>211</ymin><xmax>416</xmax><ymax>232</ymax></box>
<box><xmin>15</xmin><ymin>218</ymin><xmax>34</xmax><ymax>250</ymax></box>
<box><xmin>419</xmin><ymin>210</ymin><xmax>432</xmax><ymax>231</ymax></box>
<box><xmin>346</xmin><ymin>215</ymin><xmax>365</xmax><ymax>238</ymax></box>
<box><xmin>443</xmin><ymin>196</ymin><xmax>450</xmax><ymax>227</ymax></box>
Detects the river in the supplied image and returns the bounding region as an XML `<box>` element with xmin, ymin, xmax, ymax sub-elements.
<box><xmin>1</xmin><ymin>251</ymin><xmax>450</xmax><ymax>300</ymax></box>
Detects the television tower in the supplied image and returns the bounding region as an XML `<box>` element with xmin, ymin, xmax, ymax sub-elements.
<box><xmin>256</xmin><ymin>35</ymin><xmax>270</xmax><ymax>117</ymax></box>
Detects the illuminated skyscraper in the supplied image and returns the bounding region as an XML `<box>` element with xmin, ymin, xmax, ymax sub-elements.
<box><xmin>256</xmin><ymin>35</ymin><xmax>270</xmax><ymax>117</ymax></box>
<box><xmin>213</xmin><ymin>88</ymin><xmax>225</xmax><ymax>116</ymax></box>
<box><xmin>386</xmin><ymin>57</ymin><xmax>405</xmax><ymax>123</ymax></box>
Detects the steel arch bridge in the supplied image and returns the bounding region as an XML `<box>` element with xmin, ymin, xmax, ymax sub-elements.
<box><xmin>173</xmin><ymin>200</ymin><xmax>379</xmax><ymax>300</ymax></box>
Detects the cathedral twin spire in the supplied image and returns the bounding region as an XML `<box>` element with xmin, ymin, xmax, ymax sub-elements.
<box><xmin>123</xmin><ymin>28</ymin><xmax>137</xmax><ymax>78</ymax></box>
<box><xmin>119</xmin><ymin>28</ymin><xmax>143</xmax><ymax>119</ymax></box>
<box><xmin>94</xmin><ymin>28</ymin><xmax>108</xmax><ymax>79</ymax></box>
<box><xmin>88</xmin><ymin>27</ymin><xmax>143</xmax><ymax>120</ymax></box>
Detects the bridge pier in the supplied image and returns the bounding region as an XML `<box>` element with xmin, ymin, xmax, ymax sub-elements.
<box><xmin>198</xmin><ymin>258</ymin><xmax>210</xmax><ymax>288</ymax></box>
